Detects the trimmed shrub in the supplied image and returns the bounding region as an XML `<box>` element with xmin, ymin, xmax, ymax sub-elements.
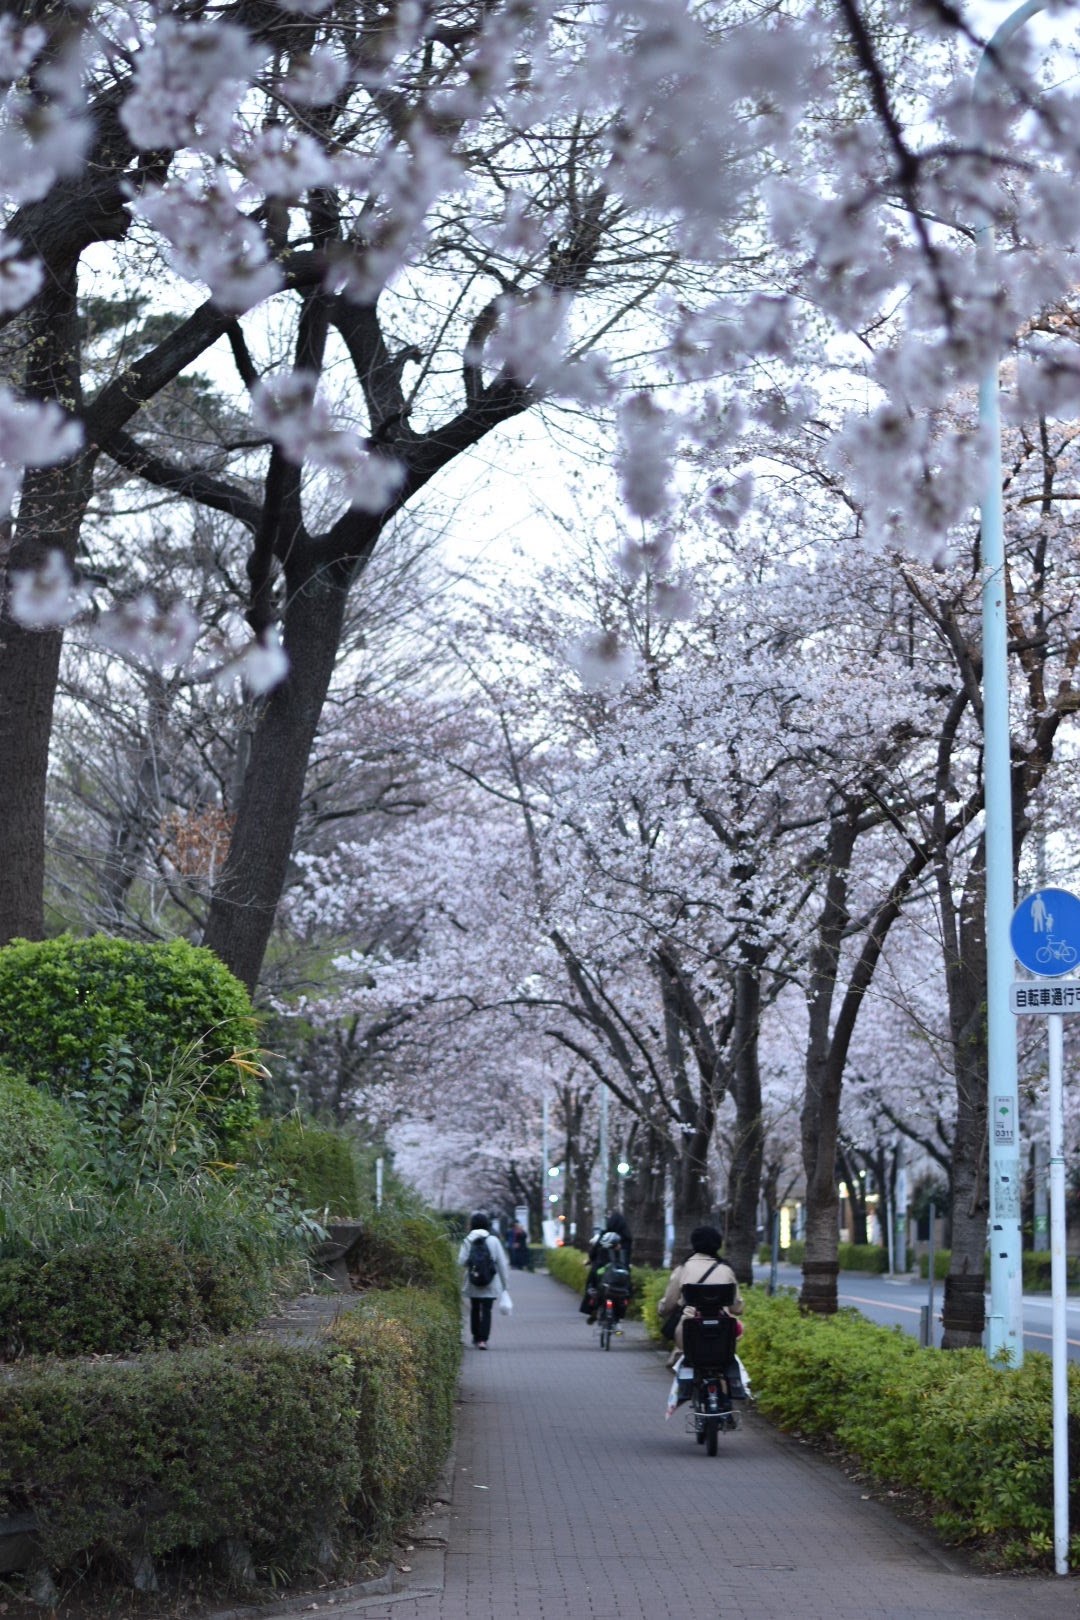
<box><xmin>0</xmin><ymin>1067</ymin><xmax>80</xmax><ymax>1184</ymax></box>
<box><xmin>914</xmin><ymin>1250</ymin><xmax>1080</xmax><ymax>1287</ymax></box>
<box><xmin>0</xmin><ymin>1287</ymin><xmax>460</xmax><ymax>1581</ymax></box>
<box><xmin>740</xmin><ymin>1289</ymin><xmax>1080</xmax><ymax>1567</ymax></box>
<box><xmin>241</xmin><ymin>1118</ymin><xmax>362</xmax><ymax>1218</ymax></box>
<box><xmin>756</xmin><ymin>1240</ymin><xmax>889</xmax><ymax>1272</ymax></box>
<box><xmin>0</xmin><ymin>1341</ymin><xmax>364</xmax><ymax>1574</ymax></box>
<box><xmin>544</xmin><ymin>1244</ymin><xmax>589</xmax><ymax>1291</ymax></box>
<box><xmin>838</xmin><ymin>1242</ymin><xmax>889</xmax><ymax>1273</ymax></box>
<box><xmin>0</xmin><ymin>1232</ymin><xmax>267</xmax><ymax>1359</ymax></box>
<box><xmin>327</xmin><ymin>1287</ymin><xmax>461</xmax><ymax>1541</ymax></box>
<box><xmin>348</xmin><ymin>1208</ymin><xmax>460</xmax><ymax>1310</ymax></box>
<box><xmin>0</xmin><ymin>936</ymin><xmax>260</xmax><ymax>1148</ymax></box>
<box><xmin>1023</xmin><ymin>1250</ymin><xmax>1080</xmax><ymax>1290</ymax></box>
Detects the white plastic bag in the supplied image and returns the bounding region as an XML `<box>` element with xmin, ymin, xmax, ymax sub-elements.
<box><xmin>498</xmin><ymin>1288</ymin><xmax>513</xmax><ymax>1316</ymax></box>
<box><xmin>665</xmin><ymin>1376</ymin><xmax>679</xmax><ymax>1420</ymax></box>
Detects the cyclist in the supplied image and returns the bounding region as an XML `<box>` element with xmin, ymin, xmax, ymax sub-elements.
<box><xmin>580</xmin><ymin>1211</ymin><xmax>632</xmax><ymax>1323</ymax></box>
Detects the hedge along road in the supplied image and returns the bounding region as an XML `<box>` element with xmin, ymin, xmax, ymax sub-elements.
<box><xmin>337</xmin><ymin>1268</ymin><xmax>1076</xmax><ymax>1620</ymax></box>
<box><xmin>759</xmin><ymin>1261</ymin><xmax>1080</xmax><ymax>1360</ymax></box>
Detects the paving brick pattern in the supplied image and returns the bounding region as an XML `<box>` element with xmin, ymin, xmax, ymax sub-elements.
<box><xmin>339</xmin><ymin>1270</ymin><xmax>1077</xmax><ymax>1619</ymax></box>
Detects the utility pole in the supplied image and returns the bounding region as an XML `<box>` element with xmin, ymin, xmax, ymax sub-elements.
<box><xmin>974</xmin><ymin>0</ymin><xmax>1048</xmax><ymax>1366</ymax></box>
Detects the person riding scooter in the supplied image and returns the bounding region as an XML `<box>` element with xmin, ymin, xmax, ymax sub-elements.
<box><xmin>658</xmin><ymin>1224</ymin><xmax>744</xmax><ymax>1372</ymax></box>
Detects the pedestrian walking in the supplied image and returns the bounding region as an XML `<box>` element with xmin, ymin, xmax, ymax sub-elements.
<box><xmin>459</xmin><ymin>1210</ymin><xmax>511</xmax><ymax>1349</ymax></box>
<box><xmin>509</xmin><ymin>1220</ymin><xmax>531</xmax><ymax>1270</ymax></box>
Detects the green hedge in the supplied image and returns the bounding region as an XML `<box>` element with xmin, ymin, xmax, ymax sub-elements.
<box><xmin>327</xmin><ymin>1288</ymin><xmax>460</xmax><ymax>1536</ymax></box>
<box><xmin>0</xmin><ymin>936</ymin><xmax>259</xmax><ymax>1148</ymax></box>
<box><xmin>0</xmin><ymin>1233</ymin><xmax>269</xmax><ymax>1359</ymax></box>
<box><xmin>241</xmin><ymin>1118</ymin><xmax>362</xmax><ymax>1218</ymax></box>
<box><xmin>740</xmin><ymin>1290</ymin><xmax>1080</xmax><ymax>1568</ymax></box>
<box><xmin>917</xmin><ymin>1249</ymin><xmax>1080</xmax><ymax>1289</ymax></box>
<box><xmin>0</xmin><ymin>1287</ymin><xmax>460</xmax><ymax>1581</ymax></box>
<box><xmin>350</xmin><ymin>1208</ymin><xmax>461</xmax><ymax>1311</ymax></box>
<box><xmin>758</xmin><ymin>1240</ymin><xmax>889</xmax><ymax>1272</ymax></box>
<box><xmin>0</xmin><ymin>1067</ymin><xmax>79</xmax><ymax>1184</ymax></box>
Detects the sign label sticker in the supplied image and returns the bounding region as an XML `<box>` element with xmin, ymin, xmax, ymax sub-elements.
<box><xmin>993</xmin><ymin>1095</ymin><xmax>1016</xmax><ymax>1147</ymax></box>
<box><xmin>993</xmin><ymin>1163</ymin><xmax>1022</xmax><ymax>1221</ymax></box>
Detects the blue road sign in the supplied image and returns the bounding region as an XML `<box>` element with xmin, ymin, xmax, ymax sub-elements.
<box><xmin>1011</xmin><ymin>887</ymin><xmax>1080</xmax><ymax>976</ymax></box>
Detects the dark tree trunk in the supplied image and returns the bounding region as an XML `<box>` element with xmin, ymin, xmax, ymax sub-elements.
<box><xmin>940</xmin><ymin>852</ymin><xmax>990</xmax><ymax>1349</ymax></box>
<box><xmin>0</xmin><ymin>268</ymin><xmax>93</xmax><ymax>945</ymax></box>
<box><xmin>799</xmin><ymin>815</ymin><xmax>857</xmax><ymax>1315</ymax></box>
<box><xmin>672</xmin><ymin>1142</ymin><xmax>714</xmax><ymax>1258</ymax></box>
<box><xmin>623</xmin><ymin>1125</ymin><xmax>668</xmax><ymax>1266</ymax></box>
<box><xmin>0</xmin><ymin>617</ymin><xmax>64</xmax><ymax>942</ymax></box>
<box><xmin>724</xmin><ymin>956</ymin><xmax>765</xmax><ymax>1286</ymax></box>
<box><xmin>202</xmin><ymin>559</ymin><xmax>352</xmax><ymax>992</ymax></box>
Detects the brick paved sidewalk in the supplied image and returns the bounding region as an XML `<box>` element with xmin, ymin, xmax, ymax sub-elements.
<box><xmin>309</xmin><ymin>1269</ymin><xmax>1077</xmax><ymax>1620</ymax></box>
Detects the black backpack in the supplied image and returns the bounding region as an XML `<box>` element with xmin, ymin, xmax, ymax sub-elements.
<box><xmin>467</xmin><ymin>1234</ymin><xmax>497</xmax><ymax>1288</ymax></box>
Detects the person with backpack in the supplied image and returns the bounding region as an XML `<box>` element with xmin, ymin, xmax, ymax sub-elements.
<box><xmin>458</xmin><ymin>1211</ymin><xmax>511</xmax><ymax>1349</ymax></box>
<box><xmin>579</xmin><ymin>1210</ymin><xmax>633</xmax><ymax>1323</ymax></box>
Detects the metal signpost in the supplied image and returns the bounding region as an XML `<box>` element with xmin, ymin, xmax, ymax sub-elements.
<box><xmin>1010</xmin><ymin>888</ymin><xmax>1076</xmax><ymax>1576</ymax></box>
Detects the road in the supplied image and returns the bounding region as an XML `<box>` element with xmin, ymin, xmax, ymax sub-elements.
<box><xmin>756</xmin><ymin>1262</ymin><xmax>1080</xmax><ymax>1362</ymax></box>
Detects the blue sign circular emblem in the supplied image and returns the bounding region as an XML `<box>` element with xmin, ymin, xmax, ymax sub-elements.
<box><xmin>1010</xmin><ymin>887</ymin><xmax>1080</xmax><ymax>976</ymax></box>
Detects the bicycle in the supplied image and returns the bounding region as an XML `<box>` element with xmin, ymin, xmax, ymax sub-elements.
<box><xmin>597</xmin><ymin>1291</ymin><xmax>621</xmax><ymax>1350</ymax></box>
<box><xmin>594</xmin><ymin>1258</ymin><xmax>632</xmax><ymax>1349</ymax></box>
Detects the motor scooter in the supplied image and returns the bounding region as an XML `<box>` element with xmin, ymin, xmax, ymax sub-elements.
<box><xmin>678</xmin><ymin>1280</ymin><xmax>744</xmax><ymax>1456</ymax></box>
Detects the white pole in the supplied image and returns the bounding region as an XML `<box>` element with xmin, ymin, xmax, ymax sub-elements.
<box><xmin>375</xmin><ymin>1155</ymin><xmax>383</xmax><ymax>1210</ymax></box>
<box><xmin>894</xmin><ymin>1141</ymin><xmax>908</xmax><ymax>1274</ymax></box>
<box><xmin>975</xmin><ymin>0</ymin><xmax>1048</xmax><ymax>1367</ymax></box>
<box><xmin>1047</xmin><ymin>1013</ymin><xmax>1069</xmax><ymax>1575</ymax></box>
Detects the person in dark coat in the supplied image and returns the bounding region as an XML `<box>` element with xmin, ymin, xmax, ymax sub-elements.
<box><xmin>579</xmin><ymin>1210</ymin><xmax>633</xmax><ymax>1321</ymax></box>
<box><xmin>509</xmin><ymin>1221</ymin><xmax>530</xmax><ymax>1270</ymax></box>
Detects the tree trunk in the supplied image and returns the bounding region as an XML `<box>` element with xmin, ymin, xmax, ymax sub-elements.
<box><xmin>799</xmin><ymin>814</ymin><xmax>857</xmax><ymax>1315</ymax></box>
<box><xmin>0</xmin><ymin>617</ymin><xmax>64</xmax><ymax>942</ymax></box>
<box><xmin>724</xmin><ymin>957</ymin><xmax>765</xmax><ymax>1285</ymax></box>
<box><xmin>202</xmin><ymin>558</ymin><xmax>352</xmax><ymax>992</ymax></box>
<box><xmin>0</xmin><ymin>268</ymin><xmax>93</xmax><ymax>945</ymax></box>
<box><xmin>623</xmin><ymin>1125</ymin><xmax>668</xmax><ymax>1266</ymax></box>
<box><xmin>940</xmin><ymin>854</ymin><xmax>990</xmax><ymax>1349</ymax></box>
<box><xmin>672</xmin><ymin>1143</ymin><xmax>714</xmax><ymax>1258</ymax></box>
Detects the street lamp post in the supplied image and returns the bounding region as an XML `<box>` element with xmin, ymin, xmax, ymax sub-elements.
<box><xmin>976</xmin><ymin>0</ymin><xmax>1049</xmax><ymax>1369</ymax></box>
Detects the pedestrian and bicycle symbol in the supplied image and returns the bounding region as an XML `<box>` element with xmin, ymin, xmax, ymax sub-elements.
<box><xmin>1010</xmin><ymin>887</ymin><xmax>1080</xmax><ymax>977</ymax></box>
